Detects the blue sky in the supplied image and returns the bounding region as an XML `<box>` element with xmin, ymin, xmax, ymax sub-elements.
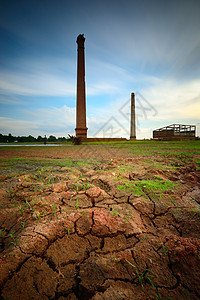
<box><xmin>0</xmin><ymin>0</ymin><xmax>200</xmax><ymax>139</ymax></box>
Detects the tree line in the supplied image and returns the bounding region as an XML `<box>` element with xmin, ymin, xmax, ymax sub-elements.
<box><xmin>0</xmin><ymin>133</ymin><xmax>69</xmax><ymax>143</ymax></box>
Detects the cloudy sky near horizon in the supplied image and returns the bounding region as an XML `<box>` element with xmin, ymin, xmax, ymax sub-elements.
<box><xmin>0</xmin><ymin>0</ymin><xmax>200</xmax><ymax>139</ymax></box>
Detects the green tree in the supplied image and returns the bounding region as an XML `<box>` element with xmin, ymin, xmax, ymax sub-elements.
<box><xmin>48</xmin><ymin>135</ymin><xmax>57</xmax><ymax>142</ymax></box>
<box><xmin>37</xmin><ymin>136</ymin><xmax>44</xmax><ymax>142</ymax></box>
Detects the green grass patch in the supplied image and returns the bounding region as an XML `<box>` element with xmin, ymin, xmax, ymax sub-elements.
<box><xmin>110</xmin><ymin>140</ymin><xmax>200</xmax><ymax>158</ymax></box>
<box><xmin>0</xmin><ymin>157</ymin><xmax>101</xmax><ymax>175</ymax></box>
<box><xmin>8</xmin><ymin>158</ymin><xmax>25</xmax><ymax>162</ymax></box>
<box><xmin>117</xmin><ymin>179</ymin><xmax>177</xmax><ymax>199</ymax></box>
<box><xmin>196</xmin><ymin>160</ymin><xmax>200</xmax><ymax>170</ymax></box>
<box><xmin>136</xmin><ymin>179</ymin><xmax>176</xmax><ymax>192</ymax></box>
<box><xmin>117</xmin><ymin>182</ymin><xmax>144</xmax><ymax>195</ymax></box>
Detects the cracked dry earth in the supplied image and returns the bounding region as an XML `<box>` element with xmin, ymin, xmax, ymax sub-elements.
<box><xmin>0</xmin><ymin>146</ymin><xmax>200</xmax><ymax>299</ymax></box>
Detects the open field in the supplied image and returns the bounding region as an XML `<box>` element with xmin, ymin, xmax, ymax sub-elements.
<box><xmin>0</xmin><ymin>141</ymin><xmax>200</xmax><ymax>299</ymax></box>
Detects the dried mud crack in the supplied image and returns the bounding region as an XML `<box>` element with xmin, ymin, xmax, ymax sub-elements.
<box><xmin>0</xmin><ymin>143</ymin><xmax>200</xmax><ymax>299</ymax></box>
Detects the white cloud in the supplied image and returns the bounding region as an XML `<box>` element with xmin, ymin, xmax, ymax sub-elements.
<box><xmin>87</xmin><ymin>59</ymin><xmax>159</xmax><ymax>85</ymax></box>
<box><xmin>0</xmin><ymin>117</ymin><xmax>37</xmax><ymax>136</ymax></box>
<box><xmin>23</xmin><ymin>105</ymin><xmax>76</xmax><ymax>135</ymax></box>
<box><xmin>0</xmin><ymin>70</ymin><xmax>75</xmax><ymax>96</ymax></box>
<box><xmin>87</xmin><ymin>83</ymin><xmax>119</xmax><ymax>96</ymax></box>
<box><xmin>0</xmin><ymin>105</ymin><xmax>76</xmax><ymax>137</ymax></box>
<box><xmin>0</xmin><ymin>95</ymin><xmax>25</xmax><ymax>105</ymax></box>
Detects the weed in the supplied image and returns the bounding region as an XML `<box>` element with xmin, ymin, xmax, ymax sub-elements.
<box><xmin>69</xmin><ymin>195</ymin><xmax>74</xmax><ymax>202</ymax></box>
<box><xmin>126</xmin><ymin>259</ymin><xmax>171</xmax><ymax>299</ymax></box>
<box><xmin>190</xmin><ymin>207</ymin><xmax>200</xmax><ymax>218</ymax></box>
<box><xmin>47</xmin><ymin>174</ymin><xmax>52</xmax><ymax>184</ymax></box>
<box><xmin>111</xmin><ymin>205</ymin><xmax>120</xmax><ymax>216</ymax></box>
<box><xmin>21</xmin><ymin>222</ymin><xmax>25</xmax><ymax>229</ymax></box>
<box><xmin>82</xmin><ymin>181</ymin><xmax>90</xmax><ymax>190</ymax></box>
<box><xmin>75</xmin><ymin>176</ymin><xmax>81</xmax><ymax>183</ymax></box>
<box><xmin>75</xmin><ymin>184</ymin><xmax>79</xmax><ymax>192</ymax></box>
<box><xmin>123</xmin><ymin>216</ymin><xmax>129</xmax><ymax>223</ymax></box>
<box><xmin>48</xmin><ymin>174</ymin><xmax>56</xmax><ymax>184</ymax></box>
<box><xmin>0</xmin><ymin>229</ymin><xmax>6</xmax><ymax>238</ymax></box>
<box><xmin>9</xmin><ymin>231</ymin><xmax>19</xmax><ymax>246</ymax></box>
<box><xmin>75</xmin><ymin>198</ymin><xmax>79</xmax><ymax>210</ymax></box>
<box><xmin>17</xmin><ymin>204</ymin><xmax>24</xmax><ymax>215</ymax></box>
<box><xmin>25</xmin><ymin>197</ymin><xmax>30</xmax><ymax>206</ymax></box>
<box><xmin>125</xmin><ymin>260</ymin><xmax>157</xmax><ymax>290</ymax></box>
<box><xmin>40</xmin><ymin>203</ymin><xmax>48</xmax><ymax>207</ymax></box>
<box><xmin>41</xmin><ymin>183</ymin><xmax>46</xmax><ymax>191</ymax></box>
<box><xmin>168</xmin><ymin>196</ymin><xmax>175</xmax><ymax>204</ymax></box>
<box><xmin>154</xmin><ymin>293</ymin><xmax>171</xmax><ymax>300</ymax></box>
<box><xmin>162</xmin><ymin>243</ymin><xmax>168</xmax><ymax>256</ymax></box>
<box><xmin>71</xmin><ymin>183</ymin><xmax>80</xmax><ymax>192</ymax></box>
<box><xmin>35</xmin><ymin>168</ymin><xmax>43</xmax><ymax>181</ymax></box>
<box><xmin>67</xmin><ymin>227</ymin><xmax>70</xmax><ymax>236</ymax></box>
<box><xmin>37</xmin><ymin>211</ymin><xmax>44</xmax><ymax>220</ymax></box>
<box><xmin>32</xmin><ymin>197</ymin><xmax>39</xmax><ymax>204</ymax></box>
<box><xmin>25</xmin><ymin>198</ymin><xmax>33</xmax><ymax>211</ymax></box>
<box><xmin>6</xmin><ymin>188</ymin><xmax>13</xmax><ymax>197</ymax></box>
<box><xmin>130</xmin><ymin>209</ymin><xmax>134</xmax><ymax>219</ymax></box>
<box><xmin>34</xmin><ymin>186</ymin><xmax>38</xmax><ymax>192</ymax></box>
<box><xmin>51</xmin><ymin>204</ymin><xmax>56</xmax><ymax>215</ymax></box>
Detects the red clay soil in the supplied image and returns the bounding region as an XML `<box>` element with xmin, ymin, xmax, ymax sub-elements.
<box><xmin>0</xmin><ymin>145</ymin><xmax>200</xmax><ymax>299</ymax></box>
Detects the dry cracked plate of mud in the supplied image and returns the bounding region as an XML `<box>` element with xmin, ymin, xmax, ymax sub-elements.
<box><xmin>0</xmin><ymin>141</ymin><xmax>200</xmax><ymax>299</ymax></box>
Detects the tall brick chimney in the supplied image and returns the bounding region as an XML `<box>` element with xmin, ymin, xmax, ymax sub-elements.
<box><xmin>130</xmin><ymin>92</ymin><xmax>136</xmax><ymax>140</ymax></box>
<box><xmin>75</xmin><ymin>34</ymin><xmax>88</xmax><ymax>138</ymax></box>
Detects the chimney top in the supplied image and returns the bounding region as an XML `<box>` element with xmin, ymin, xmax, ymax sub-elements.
<box><xmin>77</xmin><ymin>34</ymin><xmax>85</xmax><ymax>43</ymax></box>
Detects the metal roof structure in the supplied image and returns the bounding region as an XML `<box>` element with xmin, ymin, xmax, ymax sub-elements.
<box><xmin>153</xmin><ymin>124</ymin><xmax>196</xmax><ymax>141</ymax></box>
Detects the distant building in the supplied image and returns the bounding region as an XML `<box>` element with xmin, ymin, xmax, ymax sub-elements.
<box><xmin>153</xmin><ymin>124</ymin><xmax>196</xmax><ymax>141</ymax></box>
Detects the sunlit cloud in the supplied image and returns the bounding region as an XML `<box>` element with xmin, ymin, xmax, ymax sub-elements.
<box><xmin>142</xmin><ymin>78</ymin><xmax>200</xmax><ymax>121</ymax></box>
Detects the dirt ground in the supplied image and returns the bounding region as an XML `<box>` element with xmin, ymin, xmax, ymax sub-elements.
<box><xmin>0</xmin><ymin>142</ymin><xmax>200</xmax><ymax>299</ymax></box>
